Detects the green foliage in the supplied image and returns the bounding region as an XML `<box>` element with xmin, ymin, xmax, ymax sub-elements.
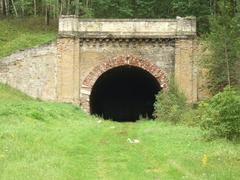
<box><xmin>172</xmin><ymin>0</ymin><xmax>211</xmax><ymax>34</ymax></box>
<box><xmin>90</xmin><ymin>0</ymin><xmax>211</xmax><ymax>33</ymax></box>
<box><xmin>0</xmin><ymin>0</ymin><xmax>222</xmax><ymax>34</ymax></box>
<box><xmin>92</xmin><ymin>0</ymin><xmax>133</xmax><ymax>18</ymax></box>
<box><xmin>1</xmin><ymin>0</ymin><xmax>239</xmax><ymax>35</ymax></box>
<box><xmin>180</xmin><ymin>108</ymin><xmax>203</xmax><ymax>127</ymax></box>
<box><xmin>200</xmin><ymin>87</ymin><xmax>240</xmax><ymax>140</ymax></box>
<box><xmin>202</xmin><ymin>2</ymin><xmax>240</xmax><ymax>94</ymax></box>
<box><xmin>154</xmin><ymin>78</ymin><xmax>187</xmax><ymax>123</ymax></box>
<box><xmin>0</xmin><ymin>17</ymin><xmax>57</xmax><ymax>58</ymax></box>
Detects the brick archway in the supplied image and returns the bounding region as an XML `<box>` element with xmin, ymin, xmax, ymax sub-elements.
<box><xmin>80</xmin><ymin>55</ymin><xmax>167</xmax><ymax>112</ymax></box>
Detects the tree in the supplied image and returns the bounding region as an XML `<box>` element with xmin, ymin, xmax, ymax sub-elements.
<box><xmin>203</xmin><ymin>1</ymin><xmax>240</xmax><ymax>93</ymax></box>
<box><xmin>11</xmin><ymin>0</ymin><xmax>18</xmax><ymax>17</ymax></box>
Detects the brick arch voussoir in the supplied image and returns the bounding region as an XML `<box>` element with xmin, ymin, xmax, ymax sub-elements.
<box><xmin>80</xmin><ymin>55</ymin><xmax>168</xmax><ymax>112</ymax></box>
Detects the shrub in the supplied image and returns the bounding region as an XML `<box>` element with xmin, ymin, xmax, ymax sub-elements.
<box><xmin>180</xmin><ymin>108</ymin><xmax>203</xmax><ymax>126</ymax></box>
<box><xmin>154</xmin><ymin>78</ymin><xmax>187</xmax><ymax>123</ymax></box>
<box><xmin>200</xmin><ymin>87</ymin><xmax>240</xmax><ymax>140</ymax></box>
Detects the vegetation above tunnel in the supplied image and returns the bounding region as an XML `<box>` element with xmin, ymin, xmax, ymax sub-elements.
<box><xmin>0</xmin><ymin>17</ymin><xmax>57</xmax><ymax>58</ymax></box>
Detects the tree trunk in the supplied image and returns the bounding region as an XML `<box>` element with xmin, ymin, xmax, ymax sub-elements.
<box><xmin>224</xmin><ymin>34</ymin><xmax>231</xmax><ymax>87</ymax></box>
<box><xmin>11</xmin><ymin>0</ymin><xmax>18</xmax><ymax>17</ymax></box>
<box><xmin>40</xmin><ymin>0</ymin><xmax>44</xmax><ymax>16</ymax></box>
<box><xmin>0</xmin><ymin>0</ymin><xmax>3</xmax><ymax>16</ymax></box>
<box><xmin>67</xmin><ymin>0</ymin><xmax>70</xmax><ymax>15</ymax></box>
<box><xmin>45</xmin><ymin>3</ymin><xmax>50</xmax><ymax>26</ymax></box>
<box><xmin>53</xmin><ymin>3</ymin><xmax>56</xmax><ymax>19</ymax></box>
<box><xmin>2</xmin><ymin>0</ymin><xmax>6</xmax><ymax>16</ymax></box>
<box><xmin>55</xmin><ymin>0</ymin><xmax>58</xmax><ymax>17</ymax></box>
<box><xmin>21</xmin><ymin>0</ymin><xmax>24</xmax><ymax>16</ymax></box>
<box><xmin>4</xmin><ymin>0</ymin><xmax>9</xmax><ymax>16</ymax></box>
<box><xmin>85</xmin><ymin>0</ymin><xmax>89</xmax><ymax>8</ymax></box>
<box><xmin>210</xmin><ymin>0</ymin><xmax>217</xmax><ymax>15</ymax></box>
<box><xmin>59</xmin><ymin>0</ymin><xmax>63</xmax><ymax>16</ymax></box>
<box><xmin>33</xmin><ymin>0</ymin><xmax>37</xmax><ymax>16</ymax></box>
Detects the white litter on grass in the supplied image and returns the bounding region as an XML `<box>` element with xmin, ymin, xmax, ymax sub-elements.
<box><xmin>127</xmin><ymin>138</ymin><xmax>140</xmax><ymax>144</ymax></box>
<box><xmin>97</xmin><ymin>120</ymin><xmax>102</xmax><ymax>124</ymax></box>
<box><xmin>110</xmin><ymin>126</ymin><xmax>115</xmax><ymax>129</ymax></box>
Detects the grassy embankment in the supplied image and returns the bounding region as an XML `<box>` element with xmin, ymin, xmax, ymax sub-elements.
<box><xmin>0</xmin><ymin>17</ymin><xmax>57</xmax><ymax>58</ymax></box>
<box><xmin>0</xmin><ymin>84</ymin><xmax>240</xmax><ymax>180</ymax></box>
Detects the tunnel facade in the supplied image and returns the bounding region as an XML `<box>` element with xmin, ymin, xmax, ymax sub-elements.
<box><xmin>0</xmin><ymin>16</ymin><xmax>200</xmax><ymax>117</ymax></box>
<box><xmin>56</xmin><ymin>16</ymin><xmax>198</xmax><ymax>118</ymax></box>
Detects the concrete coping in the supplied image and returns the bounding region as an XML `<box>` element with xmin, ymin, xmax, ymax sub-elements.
<box><xmin>59</xmin><ymin>15</ymin><xmax>196</xmax><ymax>38</ymax></box>
<box><xmin>59</xmin><ymin>15</ymin><xmax>196</xmax><ymax>22</ymax></box>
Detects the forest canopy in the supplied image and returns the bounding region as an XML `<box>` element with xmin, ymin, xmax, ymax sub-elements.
<box><xmin>0</xmin><ymin>0</ymin><xmax>238</xmax><ymax>34</ymax></box>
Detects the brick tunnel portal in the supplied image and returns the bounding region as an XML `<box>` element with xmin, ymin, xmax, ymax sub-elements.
<box><xmin>90</xmin><ymin>65</ymin><xmax>161</xmax><ymax>122</ymax></box>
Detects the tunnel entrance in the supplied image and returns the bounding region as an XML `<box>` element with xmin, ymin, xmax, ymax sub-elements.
<box><xmin>90</xmin><ymin>65</ymin><xmax>161</xmax><ymax>122</ymax></box>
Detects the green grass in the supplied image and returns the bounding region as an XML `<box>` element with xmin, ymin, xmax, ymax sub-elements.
<box><xmin>0</xmin><ymin>84</ymin><xmax>240</xmax><ymax>179</ymax></box>
<box><xmin>0</xmin><ymin>17</ymin><xmax>57</xmax><ymax>58</ymax></box>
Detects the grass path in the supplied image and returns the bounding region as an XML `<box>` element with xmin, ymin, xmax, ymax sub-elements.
<box><xmin>0</xmin><ymin>84</ymin><xmax>240</xmax><ymax>180</ymax></box>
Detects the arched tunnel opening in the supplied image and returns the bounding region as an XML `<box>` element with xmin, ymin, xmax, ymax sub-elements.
<box><xmin>90</xmin><ymin>65</ymin><xmax>161</xmax><ymax>122</ymax></box>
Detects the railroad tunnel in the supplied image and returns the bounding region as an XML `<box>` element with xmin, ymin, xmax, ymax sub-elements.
<box><xmin>90</xmin><ymin>65</ymin><xmax>161</xmax><ymax>122</ymax></box>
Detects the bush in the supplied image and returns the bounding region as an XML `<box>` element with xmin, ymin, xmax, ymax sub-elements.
<box><xmin>200</xmin><ymin>87</ymin><xmax>240</xmax><ymax>140</ymax></box>
<box><xmin>180</xmin><ymin>108</ymin><xmax>203</xmax><ymax>126</ymax></box>
<box><xmin>154</xmin><ymin>79</ymin><xmax>187</xmax><ymax>123</ymax></box>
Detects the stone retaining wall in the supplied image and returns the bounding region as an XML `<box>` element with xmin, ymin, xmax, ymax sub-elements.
<box><xmin>0</xmin><ymin>43</ymin><xmax>57</xmax><ymax>100</ymax></box>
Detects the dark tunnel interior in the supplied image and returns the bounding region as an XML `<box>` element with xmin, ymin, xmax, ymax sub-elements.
<box><xmin>90</xmin><ymin>65</ymin><xmax>161</xmax><ymax>122</ymax></box>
